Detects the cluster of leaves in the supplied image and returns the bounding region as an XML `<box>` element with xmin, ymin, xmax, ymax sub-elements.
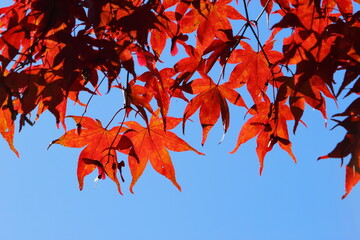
<box><xmin>0</xmin><ymin>0</ymin><xmax>359</xmax><ymax>197</ymax></box>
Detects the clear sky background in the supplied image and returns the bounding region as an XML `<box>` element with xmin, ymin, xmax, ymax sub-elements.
<box><xmin>0</xmin><ymin>1</ymin><xmax>359</xmax><ymax>240</ymax></box>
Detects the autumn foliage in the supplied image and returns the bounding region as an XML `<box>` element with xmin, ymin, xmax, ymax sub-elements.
<box><xmin>0</xmin><ymin>0</ymin><xmax>359</xmax><ymax>197</ymax></box>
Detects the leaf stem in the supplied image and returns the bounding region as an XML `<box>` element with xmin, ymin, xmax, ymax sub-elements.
<box><xmin>242</xmin><ymin>0</ymin><xmax>272</xmax><ymax>68</ymax></box>
<box><xmin>216</xmin><ymin>0</ymin><xmax>272</xmax><ymax>85</ymax></box>
<box><xmin>80</xmin><ymin>75</ymin><xmax>106</xmax><ymax>122</ymax></box>
<box><xmin>254</xmin><ymin>0</ymin><xmax>271</xmax><ymax>23</ymax></box>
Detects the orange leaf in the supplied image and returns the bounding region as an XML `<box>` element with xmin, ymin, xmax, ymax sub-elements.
<box><xmin>228</xmin><ymin>41</ymin><xmax>283</xmax><ymax>103</ymax></box>
<box><xmin>183</xmin><ymin>74</ymin><xmax>247</xmax><ymax>145</ymax></box>
<box><xmin>52</xmin><ymin>116</ymin><xmax>126</xmax><ymax>194</ymax></box>
<box><xmin>231</xmin><ymin>98</ymin><xmax>296</xmax><ymax>174</ymax></box>
<box><xmin>121</xmin><ymin>113</ymin><xmax>204</xmax><ymax>193</ymax></box>
<box><xmin>180</xmin><ymin>0</ymin><xmax>245</xmax><ymax>48</ymax></box>
<box><xmin>174</xmin><ymin>43</ymin><xmax>205</xmax><ymax>82</ymax></box>
<box><xmin>0</xmin><ymin>105</ymin><xmax>19</xmax><ymax>157</ymax></box>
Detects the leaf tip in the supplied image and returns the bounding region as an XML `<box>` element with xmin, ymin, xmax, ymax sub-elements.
<box><xmin>341</xmin><ymin>193</ymin><xmax>348</xmax><ymax>199</ymax></box>
<box><xmin>229</xmin><ymin>145</ymin><xmax>239</xmax><ymax>154</ymax></box>
<box><xmin>175</xmin><ymin>183</ymin><xmax>182</xmax><ymax>192</ymax></box>
<box><xmin>129</xmin><ymin>184</ymin><xmax>135</xmax><ymax>194</ymax></box>
<box><xmin>259</xmin><ymin>164</ymin><xmax>264</xmax><ymax>176</ymax></box>
<box><xmin>118</xmin><ymin>188</ymin><xmax>124</xmax><ymax>195</ymax></box>
<box><xmin>317</xmin><ymin>155</ymin><xmax>328</xmax><ymax>161</ymax></box>
<box><xmin>115</xmin><ymin>180</ymin><xmax>123</xmax><ymax>195</ymax></box>
<box><xmin>47</xmin><ymin>140</ymin><xmax>58</xmax><ymax>150</ymax></box>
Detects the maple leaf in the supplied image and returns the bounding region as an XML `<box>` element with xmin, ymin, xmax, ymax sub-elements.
<box><xmin>203</xmin><ymin>29</ymin><xmax>244</xmax><ymax>72</ymax></box>
<box><xmin>114</xmin><ymin>4</ymin><xmax>161</xmax><ymax>47</ymax></box>
<box><xmin>227</xmin><ymin>40</ymin><xmax>283</xmax><ymax>103</ymax></box>
<box><xmin>135</xmin><ymin>68</ymin><xmax>188</xmax><ymax>121</ymax></box>
<box><xmin>272</xmin><ymin>9</ymin><xmax>344</xmax><ymax>121</ymax></box>
<box><xmin>149</xmin><ymin>6</ymin><xmax>189</xmax><ymax>57</ymax></box>
<box><xmin>137</xmin><ymin>70</ymin><xmax>170</xmax><ymax>123</ymax></box>
<box><xmin>122</xmin><ymin>80</ymin><xmax>155</xmax><ymax>117</ymax></box>
<box><xmin>0</xmin><ymin>104</ymin><xmax>19</xmax><ymax>157</ymax></box>
<box><xmin>230</xmin><ymin>95</ymin><xmax>296</xmax><ymax>174</ymax></box>
<box><xmin>318</xmin><ymin>99</ymin><xmax>360</xmax><ymax>198</ymax></box>
<box><xmin>7</xmin><ymin>66</ymin><xmax>78</xmax><ymax>129</ymax></box>
<box><xmin>51</xmin><ymin>116</ymin><xmax>126</xmax><ymax>194</ymax></box>
<box><xmin>273</xmin><ymin>66</ymin><xmax>336</xmax><ymax>125</ymax></box>
<box><xmin>180</xmin><ymin>0</ymin><xmax>245</xmax><ymax>48</ymax></box>
<box><xmin>119</xmin><ymin>113</ymin><xmax>204</xmax><ymax>193</ymax></box>
<box><xmin>271</xmin><ymin>0</ymin><xmax>342</xmax><ymax>67</ymax></box>
<box><xmin>0</xmin><ymin>0</ymin><xmax>359</xmax><ymax>199</ymax></box>
<box><xmin>151</xmin><ymin>9</ymin><xmax>190</xmax><ymax>57</ymax></box>
<box><xmin>29</xmin><ymin>0</ymin><xmax>84</xmax><ymax>35</ymax></box>
<box><xmin>183</xmin><ymin>74</ymin><xmax>247</xmax><ymax>145</ymax></box>
<box><xmin>0</xmin><ymin>25</ymin><xmax>25</xmax><ymax>68</ymax></box>
<box><xmin>174</xmin><ymin>42</ymin><xmax>205</xmax><ymax>83</ymax></box>
<box><xmin>324</xmin><ymin>13</ymin><xmax>360</xmax><ymax>97</ymax></box>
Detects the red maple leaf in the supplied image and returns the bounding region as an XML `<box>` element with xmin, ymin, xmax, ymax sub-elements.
<box><xmin>135</xmin><ymin>68</ymin><xmax>188</xmax><ymax>120</ymax></box>
<box><xmin>203</xmin><ymin>29</ymin><xmax>244</xmax><ymax>72</ymax></box>
<box><xmin>114</xmin><ymin>4</ymin><xmax>161</xmax><ymax>48</ymax></box>
<box><xmin>319</xmin><ymin>99</ymin><xmax>360</xmax><ymax>198</ymax></box>
<box><xmin>120</xmin><ymin>113</ymin><xmax>204</xmax><ymax>193</ymax></box>
<box><xmin>150</xmin><ymin>9</ymin><xmax>189</xmax><ymax>57</ymax></box>
<box><xmin>174</xmin><ymin>42</ymin><xmax>205</xmax><ymax>83</ymax></box>
<box><xmin>51</xmin><ymin>116</ymin><xmax>126</xmax><ymax>194</ymax></box>
<box><xmin>227</xmin><ymin>40</ymin><xmax>283</xmax><ymax>103</ymax></box>
<box><xmin>8</xmin><ymin>66</ymin><xmax>86</xmax><ymax>129</ymax></box>
<box><xmin>230</xmin><ymin>95</ymin><xmax>296</xmax><ymax>174</ymax></box>
<box><xmin>0</xmin><ymin>103</ymin><xmax>19</xmax><ymax>157</ymax></box>
<box><xmin>0</xmin><ymin>0</ymin><xmax>358</xmax><ymax>199</ymax></box>
<box><xmin>183</xmin><ymin>74</ymin><xmax>247</xmax><ymax>145</ymax></box>
<box><xmin>180</xmin><ymin>0</ymin><xmax>245</xmax><ymax>48</ymax></box>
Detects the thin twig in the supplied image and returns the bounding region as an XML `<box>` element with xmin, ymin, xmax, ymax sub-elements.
<box><xmin>242</xmin><ymin>0</ymin><xmax>272</xmax><ymax>68</ymax></box>
<box><xmin>254</xmin><ymin>0</ymin><xmax>271</xmax><ymax>23</ymax></box>
<box><xmin>80</xmin><ymin>75</ymin><xmax>107</xmax><ymax>121</ymax></box>
<box><xmin>216</xmin><ymin>0</ymin><xmax>272</xmax><ymax>85</ymax></box>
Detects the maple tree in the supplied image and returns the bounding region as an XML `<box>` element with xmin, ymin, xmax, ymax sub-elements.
<box><xmin>0</xmin><ymin>0</ymin><xmax>359</xmax><ymax>198</ymax></box>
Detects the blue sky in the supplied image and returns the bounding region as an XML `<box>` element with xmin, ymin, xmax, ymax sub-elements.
<box><xmin>0</xmin><ymin>1</ymin><xmax>359</xmax><ymax>240</ymax></box>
